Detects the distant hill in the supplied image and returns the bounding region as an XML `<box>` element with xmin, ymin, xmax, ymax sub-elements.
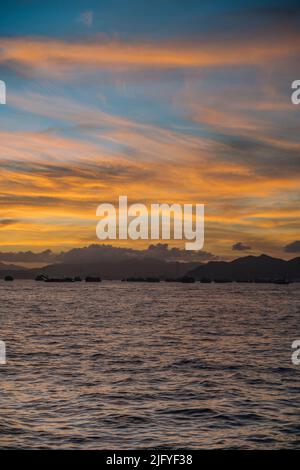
<box><xmin>187</xmin><ymin>254</ymin><xmax>300</xmax><ymax>281</ymax></box>
<box><xmin>0</xmin><ymin>258</ymin><xmax>199</xmax><ymax>280</ymax></box>
<box><xmin>0</xmin><ymin>262</ymin><xmax>26</xmax><ymax>271</ymax></box>
<box><xmin>1</xmin><ymin>254</ymin><xmax>300</xmax><ymax>281</ymax></box>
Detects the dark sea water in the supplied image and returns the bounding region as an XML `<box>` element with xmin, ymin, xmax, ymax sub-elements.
<box><xmin>0</xmin><ymin>280</ymin><xmax>299</xmax><ymax>449</ymax></box>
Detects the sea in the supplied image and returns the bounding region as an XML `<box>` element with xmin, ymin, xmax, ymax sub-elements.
<box><xmin>0</xmin><ymin>280</ymin><xmax>299</xmax><ymax>449</ymax></box>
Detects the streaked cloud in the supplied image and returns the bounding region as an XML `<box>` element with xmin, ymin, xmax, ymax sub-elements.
<box><xmin>0</xmin><ymin>2</ymin><xmax>299</xmax><ymax>258</ymax></box>
<box><xmin>1</xmin><ymin>33</ymin><xmax>300</xmax><ymax>78</ymax></box>
<box><xmin>0</xmin><ymin>218</ymin><xmax>19</xmax><ymax>227</ymax></box>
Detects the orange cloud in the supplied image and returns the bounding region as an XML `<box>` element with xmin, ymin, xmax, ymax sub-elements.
<box><xmin>1</xmin><ymin>85</ymin><xmax>299</xmax><ymax>256</ymax></box>
<box><xmin>1</xmin><ymin>34</ymin><xmax>300</xmax><ymax>77</ymax></box>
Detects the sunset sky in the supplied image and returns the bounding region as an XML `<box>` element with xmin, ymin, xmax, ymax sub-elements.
<box><xmin>0</xmin><ymin>0</ymin><xmax>299</xmax><ymax>260</ymax></box>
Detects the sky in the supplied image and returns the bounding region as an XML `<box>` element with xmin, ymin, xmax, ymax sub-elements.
<box><xmin>0</xmin><ymin>0</ymin><xmax>299</xmax><ymax>260</ymax></box>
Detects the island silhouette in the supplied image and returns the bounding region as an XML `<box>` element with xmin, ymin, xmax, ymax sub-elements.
<box><xmin>0</xmin><ymin>248</ymin><xmax>299</xmax><ymax>282</ymax></box>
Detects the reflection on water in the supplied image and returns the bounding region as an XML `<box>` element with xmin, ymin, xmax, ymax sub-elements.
<box><xmin>0</xmin><ymin>281</ymin><xmax>299</xmax><ymax>449</ymax></box>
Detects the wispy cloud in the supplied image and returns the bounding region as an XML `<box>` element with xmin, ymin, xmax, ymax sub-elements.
<box><xmin>1</xmin><ymin>4</ymin><xmax>299</xmax><ymax>258</ymax></box>
<box><xmin>1</xmin><ymin>33</ymin><xmax>300</xmax><ymax>78</ymax></box>
<box><xmin>0</xmin><ymin>218</ymin><xmax>19</xmax><ymax>227</ymax></box>
<box><xmin>2</xmin><ymin>87</ymin><xmax>299</xmax><ymax>255</ymax></box>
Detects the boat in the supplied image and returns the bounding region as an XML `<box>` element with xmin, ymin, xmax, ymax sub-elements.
<box><xmin>85</xmin><ymin>276</ymin><xmax>102</xmax><ymax>282</ymax></box>
<box><xmin>4</xmin><ymin>275</ymin><xmax>14</xmax><ymax>281</ymax></box>
<box><xmin>35</xmin><ymin>274</ymin><xmax>49</xmax><ymax>281</ymax></box>
<box><xmin>165</xmin><ymin>276</ymin><xmax>195</xmax><ymax>283</ymax></box>
<box><xmin>273</xmin><ymin>279</ymin><xmax>291</xmax><ymax>285</ymax></box>
<box><xmin>200</xmin><ymin>277</ymin><xmax>212</xmax><ymax>283</ymax></box>
<box><xmin>178</xmin><ymin>276</ymin><xmax>195</xmax><ymax>283</ymax></box>
<box><xmin>45</xmin><ymin>277</ymin><xmax>74</xmax><ymax>283</ymax></box>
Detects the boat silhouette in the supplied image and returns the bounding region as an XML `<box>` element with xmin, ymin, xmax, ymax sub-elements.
<box><xmin>35</xmin><ymin>274</ymin><xmax>49</xmax><ymax>281</ymax></box>
<box><xmin>200</xmin><ymin>277</ymin><xmax>212</xmax><ymax>283</ymax></box>
<box><xmin>45</xmin><ymin>277</ymin><xmax>74</xmax><ymax>283</ymax></box>
<box><xmin>85</xmin><ymin>276</ymin><xmax>101</xmax><ymax>282</ymax></box>
<box><xmin>273</xmin><ymin>279</ymin><xmax>291</xmax><ymax>285</ymax></box>
<box><xmin>164</xmin><ymin>276</ymin><xmax>195</xmax><ymax>283</ymax></box>
<box><xmin>125</xmin><ymin>277</ymin><xmax>160</xmax><ymax>282</ymax></box>
<box><xmin>178</xmin><ymin>276</ymin><xmax>195</xmax><ymax>283</ymax></box>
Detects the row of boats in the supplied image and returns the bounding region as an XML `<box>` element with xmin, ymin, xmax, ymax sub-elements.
<box><xmin>3</xmin><ymin>275</ymin><xmax>292</xmax><ymax>284</ymax></box>
<box><xmin>35</xmin><ymin>275</ymin><xmax>101</xmax><ymax>282</ymax></box>
<box><xmin>123</xmin><ymin>276</ymin><xmax>292</xmax><ymax>284</ymax></box>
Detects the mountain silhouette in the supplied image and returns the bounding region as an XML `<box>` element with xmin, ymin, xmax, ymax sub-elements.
<box><xmin>187</xmin><ymin>254</ymin><xmax>300</xmax><ymax>281</ymax></box>
<box><xmin>0</xmin><ymin>258</ymin><xmax>198</xmax><ymax>280</ymax></box>
<box><xmin>1</xmin><ymin>254</ymin><xmax>299</xmax><ymax>281</ymax></box>
<box><xmin>0</xmin><ymin>262</ymin><xmax>26</xmax><ymax>271</ymax></box>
